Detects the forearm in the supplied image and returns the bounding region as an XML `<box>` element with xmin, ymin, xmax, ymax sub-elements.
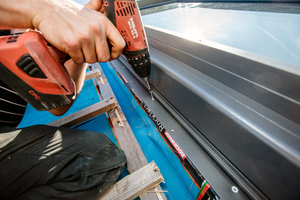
<box><xmin>0</xmin><ymin>0</ymin><xmax>83</xmax><ymax>29</ymax></box>
<box><xmin>0</xmin><ymin>0</ymin><xmax>39</xmax><ymax>29</ymax></box>
<box><xmin>0</xmin><ymin>0</ymin><xmax>124</xmax><ymax>64</ymax></box>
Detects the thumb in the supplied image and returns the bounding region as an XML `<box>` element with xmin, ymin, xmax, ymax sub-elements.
<box><xmin>84</xmin><ymin>0</ymin><xmax>106</xmax><ymax>15</ymax></box>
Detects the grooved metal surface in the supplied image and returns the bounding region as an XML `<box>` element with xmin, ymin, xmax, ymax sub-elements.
<box><xmin>112</xmin><ymin>57</ymin><xmax>251</xmax><ymax>199</ymax></box>
<box><xmin>145</xmin><ymin>26</ymin><xmax>300</xmax><ymax>125</ymax></box>
<box><xmin>143</xmin><ymin>26</ymin><xmax>300</xmax><ymax>199</ymax></box>
<box><xmin>118</xmin><ymin>3</ymin><xmax>300</xmax><ymax>199</ymax></box>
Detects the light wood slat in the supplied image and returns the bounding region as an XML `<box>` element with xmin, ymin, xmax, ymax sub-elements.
<box><xmin>91</xmin><ymin>62</ymin><xmax>167</xmax><ymax>200</ymax></box>
<box><xmin>99</xmin><ymin>161</ymin><xmax>164</xmax><ymax>200</ymax></box>
<box><xmin>48</xmin><ymin>96</ymin><xmax>117</xmax><ymax>127</ymax></box>
<box><xmin>85</xmin><ymin>68</ymin><xmax>102</xmax><ymax>81</ymax></box>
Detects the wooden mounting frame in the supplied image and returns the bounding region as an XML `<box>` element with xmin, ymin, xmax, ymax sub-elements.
<box><xmin>48</xmin><ymin>96</ymin><xmax>117</xmax><ymax>127</ymax></box>
<box><xmin>91</xmin><ymin>62</ymin><xmax>167</xmax><ymax>200</ymax></box>
<box><xmin>85</xmin><ymin>68</ymin><xmax>102</xmax><ymax>81</ymax></box>
<box><xmin>48</xmin><ymin>62</ymin><xmax>166</xmax><ymax>199</ymax></box>
<box><xmin>99</xmin><ymin>161</ymin><xmax>164</xmax><ymax>200</ymax></box>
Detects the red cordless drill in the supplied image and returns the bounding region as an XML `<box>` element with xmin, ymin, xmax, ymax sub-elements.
<box><xmin>104</xmin><ymin>0</ymin><xmax>153</xmax><ymax>98</ymax></box>
<box><xmin>0</xmin><ymin>1</ymin><xmax>152</xmax><ymax>112</ymax></box>
<box><xmin>0</xmin><ymin>31</ymin><xmax>75</xmax><ymax>111</ymax></box>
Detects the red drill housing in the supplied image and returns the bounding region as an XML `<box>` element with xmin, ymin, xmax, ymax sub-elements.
<box><xmin>104</xmin><ymin>0</ymin><xmax>151</xmax><ymax>78</ymax></box>
<box><xmin>0</xmin><ymin>31</ymin><xmax>75</xmax><ymax>111</ymax></box>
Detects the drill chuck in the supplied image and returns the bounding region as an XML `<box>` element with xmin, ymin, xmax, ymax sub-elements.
<box><xmin>104</xmin><ymin>0</ymin><xmax>153</xmax><ymax>98</ymax></box>
<box><xmin>124</xmin><ymin>49</ymin><xmax>151</xmax><ymax>79</ymax></box>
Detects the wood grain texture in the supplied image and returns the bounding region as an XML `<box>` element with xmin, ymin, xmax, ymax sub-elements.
<box><xmin>98</xmin><ymin>161</ymin><xmax>164</xmax><ymax>200</ymax></box>
<box><xmin>92</xmin><ymin>63</ymin><xmax>148</xmax><ymax>172</ymax></box>
<box><xmin>85</xmin><ymin>68</ymin><xmax>101</xmax><ymax>81</ymax></box>
<box><xmin>48</xmin><ymin>96</ymin><xmax>117</xmax><ymax>127</ymax></box>
<box><xmin>91</xmin><ymin>62</ymin><xmax>167</xmax><ymax>200</ymax></box>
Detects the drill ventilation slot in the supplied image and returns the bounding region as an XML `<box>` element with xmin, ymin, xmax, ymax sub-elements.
<box><xmin>116</xmin><ymin>1</ymin><xmax>136</xmax><ymax>17</ymax></box>
<box><xmin>61</xmin><ymin>85</ymin><xmax>69</xmax><ymax>93</ymax></box>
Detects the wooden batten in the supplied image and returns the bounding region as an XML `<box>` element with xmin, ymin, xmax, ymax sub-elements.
<box><xmin>48</xmin><ymin>96</ymin><xmax>117</xmax><ymax>127</ymax></box>
<box><xmin>85</xmin><ymin>68</ymin><xmax>102</xmax><ymax>81</ymax></box>
<box><xmin>98</xmin><ymin>161</ymin><xmax>164</xmax><ymax>200</ymax></box>
<box><xmin>91</xmin><ymin>62</ymin><xmax>167</xmax><ymax>200</ymax></box>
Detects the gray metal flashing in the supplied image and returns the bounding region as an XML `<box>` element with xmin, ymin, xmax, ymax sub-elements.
<box><xmin>139</xmin><ymin>25</ymin><xmax>300</xmax><ymax>199</ymax></box>
<box><xmin>178</xmin><ymin>0</ymin><xmax>300</xmax><ymax>2</ymax></box>
<box><xmin>149</xmin><ymin>77</ymin><xmax>269</xmax><ymax>200</ymax></box>
<box><xmin>112</xmin><ymin>3</ymin><xmax>300</xmax><ymax>199</ymax></box>
<box><xmin>145</xmin><ymin>26</ymin><xmax>300</xmax><ymax>125</ymax></box>
<box><xmin>137</xmin><ymin>0</ymin><xmax>177</xmax><ymax>9</ymax></box>
<box><xmin>137</xmin><ymin>1</ymin><xmax>300</xmax><ymax>14</ymax></box>
<box><xmin>111</xmin><ymin>57</ymin><xmax>251</xmax><ymax>200</ymax></box>
<box><xmin>140</xmin><ymin>2</ymin><xmax>300</xmax><ymax>15</ymax></box>
<box><xmin>149</xmin><ymin>47</ymin><xmax>300</xmax><ymax>199</ymax></box>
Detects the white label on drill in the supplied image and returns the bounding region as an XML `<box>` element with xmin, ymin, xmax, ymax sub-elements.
<box><xmin>128</xmin><ymin>18</ymin><xmax>138</xmax><ymax>39</ymax></box>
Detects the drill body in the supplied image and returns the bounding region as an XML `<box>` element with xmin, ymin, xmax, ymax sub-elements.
<box><xmin>104</xmin><ymin>0</ymin><xmax>151</xmax><ymax>81</ymax></box>
<box><xmin>0</xmin><ymin>31</ymin><xmax>75</xmax><ymax>111</ymax></box>
<box><xmin>0</xmin><ymin>1</ymin><xmax>152</xmax><ymax>112</ymax></box>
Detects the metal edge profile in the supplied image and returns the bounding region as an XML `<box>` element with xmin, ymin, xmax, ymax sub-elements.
<box><xmin>115</xmin><ymin>55</ymin><xmax>261</xmax><ymax>200</ymax></box>
<box><xmin>151</xmin><ymin>82</ymin><xmax>269</xmax><ymax>200</ymax></box>
<box><xmin>144</xmin><ymin>25</ymin><xmax>300</xmax><ymax>78</ymax></box>
<box><xmin>144</xmin><ymin>25</ymin><xmax>300</xmax><ymax>126</ymax></box>
<box><xmin>141</xmin><ymin>27</ymin><xmax>300</xmax><ymax>199</ymax></box>
<box><xmin>177</xmin><ymin>0</ymin><xmax>300</xmax><ymax>3</ymax></box>
<box><xmin>137</xmin><ymin>0</ymin><xmax>177</xmax><ymax>9</ymax></box>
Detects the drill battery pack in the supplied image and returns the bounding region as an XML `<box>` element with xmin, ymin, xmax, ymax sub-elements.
<box><xmin>0</xmin><ymin>31</ymin><xmax>75</xmax><ymax>111</ymax></box>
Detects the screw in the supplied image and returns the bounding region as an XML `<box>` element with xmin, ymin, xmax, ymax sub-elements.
<box><xmin>231</xmin><ymin>186</ymin><xmax>238</xmax><ymax>193</ymax></box>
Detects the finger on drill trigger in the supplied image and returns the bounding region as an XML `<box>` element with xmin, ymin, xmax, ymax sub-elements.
<box><xmin>107</xmin><ymin>41</ymin><xmax>116</xmax><ymax>62</ymax></box>
<box><xmin>110</xmin><ymin>38</ymin><xmax>126</xmax><ymax>60</ymax></box>
<box><xmin>106</xmin><ymin>28</ymin><xmax>126</xmax><ymax>60</ymax></box>
<box><xmin>95</xmin><ymin>36</ymin><xmax>111</xmax><ymax>63</ymax></box>
<box><xmin>69</xmin><ymin>48</ymin><xmax>85</xmax><ymax>64</ymax></box>
<box><xmin>99</xmin><ymin>0</ymin><xmax>107</xmax><ymax>16</ymax></box>
<box><xmin>84</xmin><ymin>0</ymin><xmax>106</xmax><ymax>15</ymax></box>
<box><xmin>84</xmin><ymin>0</ymin><xmax>101</xmax><ymax>11</ymax></box>
<box><xmin>81</xmin><ymin>38</ymin><xmax>98</xmax><ymax>64</ymax></box>
<box><xmin>107</xmin><ymin>38</ymin><xmax>112</xmax><ymax>54</ymax></box>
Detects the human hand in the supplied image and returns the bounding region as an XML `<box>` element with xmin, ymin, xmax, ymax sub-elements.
<box><xmin>48</xmin><ymin>0</ymin><xmax>114</xmax><ymax>116</ymax></box>
<box><xmin>32</xmin><ymin>0</ymin><xmax>125</xmax><ymax>64</ymax></box>
<box><xmin>84</xmin><ymin>0</ymin><xmax>106</xmax><ymax>16</ymax></box>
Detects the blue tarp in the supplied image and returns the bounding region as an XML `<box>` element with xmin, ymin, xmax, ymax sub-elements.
<box><xmin>18</xmin><ymin>78</ymin><xmax>103</xmax><ymax>128</ymax></box>
<box><xmin>19</xmin><ymin>63</ymin><xmax>199</xmax><ymax>200</ymax></box>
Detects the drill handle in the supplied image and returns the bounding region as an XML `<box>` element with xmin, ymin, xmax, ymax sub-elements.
<box><xmin>45</xmin><ymin>41</ymin><xmax>70</xmax><ymax>66</ymax></box>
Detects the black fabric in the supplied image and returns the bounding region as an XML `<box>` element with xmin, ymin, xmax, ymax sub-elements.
<box><xmin>0</xmin><ymin>79</ymin><xmax>27</xmax><ymax>127</ymax></box>
<box><xmin>0</xmin><ymin>125</ymin><xmax>126</xmax><ymax>200</ymax></box>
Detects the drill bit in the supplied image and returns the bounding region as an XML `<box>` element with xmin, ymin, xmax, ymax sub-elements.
<box><xmin>145</xmin><ymin>77</ymin><xmax>154</xmax><ymax>101</ymax></box>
